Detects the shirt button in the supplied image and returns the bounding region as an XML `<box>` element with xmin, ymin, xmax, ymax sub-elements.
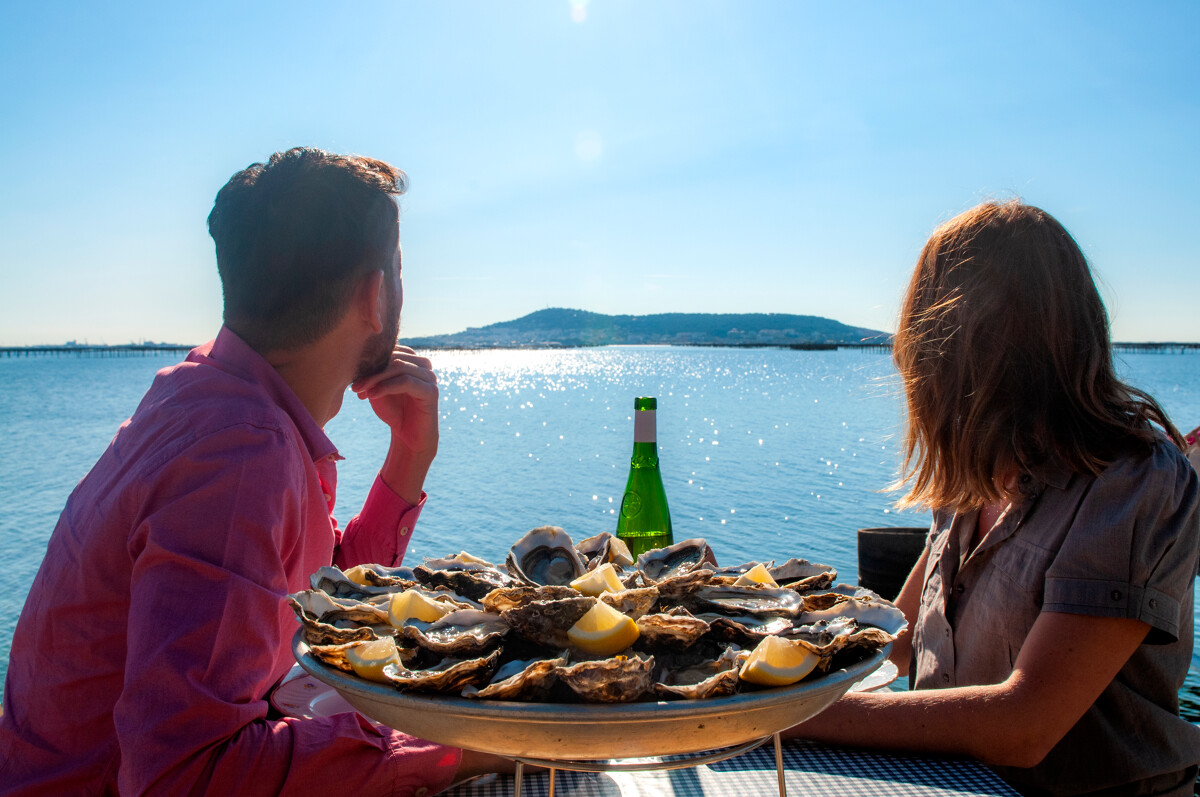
<box><xmin>1110</xmin><ymin>590</ymin><xmax>1122</xmax><ymax>601</ymax></box>
<box><xmin>944</xmin><ymin>628</ymin><xmax>951</xmax><ymax>638</ymax></box>
<box><xmin>1148</xmin><ymin>598</ymin><xmax>1158</xmax><ymax>609</ymax></box>
<box><xmin>323</xmin><ymin>493</ymin><xmax>332</xmax><ymax>502</ymax></box>
<box><xmin>954</xmin><ymin>584</ymin><xmax>965</xmax><ymax>594</ymax></box>
<box><xmin>399</xmin><ymin>526</ymin><xmax>410</xmax><ymax>536</ymax></box>
<box><xmin>942</xmin><ymin>673</ymin><xmax>951</xmax><ymax>683</ymax></box>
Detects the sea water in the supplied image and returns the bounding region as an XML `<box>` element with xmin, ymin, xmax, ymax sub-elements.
<box><xmin>1</xmin><ymin>346</ymin><xmax>1197</xmax><ymax>716</ymax></box>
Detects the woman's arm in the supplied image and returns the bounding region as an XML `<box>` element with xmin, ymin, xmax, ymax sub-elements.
<box><xmin>887</xmin><ymin>546</ymin><xmax>927</xmax><ymax>677</ymax></box>
<box><xmin>786</xmin><ymin>610</ymin><xmax>1148</xmax><ymax>768</ymax></box>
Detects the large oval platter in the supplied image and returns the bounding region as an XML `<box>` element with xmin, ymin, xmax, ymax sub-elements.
<box><xmin>292</xmin><ymin>629</ymin><xmax>887</xmax><ymax>760</ymax></box>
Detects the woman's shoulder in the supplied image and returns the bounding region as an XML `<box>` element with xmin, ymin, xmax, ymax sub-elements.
<box><xmin>1092</xmin><ymin>433</ymin><xmax>1198</xmax><ymax>503</ymax></box>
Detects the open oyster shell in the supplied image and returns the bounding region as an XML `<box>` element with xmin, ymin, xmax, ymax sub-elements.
<box><xmin>575</xmin><ymin>532</ymin><xmax>635</xmax><ymax>570</ymax></box>
<box><xmin>635</xmin><ymin>538</ymin><xmax>718</xmax><ymax>583</ymax></box>
<box><xmin>652</xmin><ymin>569</ymin><xmax>716</xmax><ymax>604</ymax></box>
<box><xmin>598</xmin><ymin>586</ymin><xmax>659</xmax><ymax>619</ymax></box>
<box><xmin>700</xmin><ymin>613</ymin><xmax>795</xmax><ymax>646</ymax></box>
<box><xmin>682</xmin><ymin>584</ymin><xmax>803</xmax><ymax>618</ymax></box>
<box><xmin>784</xmin><ymin>615</ymin><xmax>902</xmax><ymax>670</ymax></box>
<box><xmin>307</xmin><ymin>638</ymin><xmax>417</xmax><ymax>672</ymax></box>
<box><xmin>383</xmin><ymin>649</ymin><xmax>502</xmax><ymax>693</ymax></box>
<box><xmin>499</xmin><ymin>595</ymin><xmax>596</xmax><ymax>649</ymax></box>
<box><xmin>770</xmin><ymin>558</ymin><xmax>838</xmax><ymax>592</ymax></box>
<box><xmin>557</xmin><ymin>653</ymin><xmax>655</xmax><ymax>703</ymax></box>
<box><xmin>635</xmin><ymin>610</ymin><xmax>710</xmax><ymax>650</ymax></box>
<box><xmin>310</xmin><ymin>566</ymin><xmax>401</xmax><ymax>600</ymax></box>
<box><xmin>402</xmin><ymin>609</ymin><xmax>509</xmax><ymax>657</ymax></box>
<box><xmin>654</xmin><ymin>645</ymin><xmax>747</xmax><ymax>700</ymax></box>
<box><xmin>800</xmin><ymin>596</ymin><xmax>908</xmax><ymax>636</ymax></box>
<box><xmin>480</xmin><ymin>584</ymin><xmax>580</xmax><ymax>613</ymax></box>
<box><xmin>462</xmin><ymin>654</ymin><xmax>567</xmax><ymax>700</ymax></box>
<box><xmin>413</xmin><ymin>561</ymin><xmax>519</xmax><ymax>602</ymax></box>
<box><xmin>287</xmin><ymin>590</ymin><xmax>392</xmax><ymax>645</ymax></box>
<box><xmin>506</xmin><ymin>526</ymin><xmax>588</xmax><ymax>586</ymax></box>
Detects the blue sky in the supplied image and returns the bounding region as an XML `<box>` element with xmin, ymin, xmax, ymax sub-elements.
<box><xmin>1</xmin><ymin>1</ymin><xmax>1196</xmax><ymax>345</ymax></box>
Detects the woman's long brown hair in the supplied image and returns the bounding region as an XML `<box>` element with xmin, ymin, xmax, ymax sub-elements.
<box><xmin>892</xmin><ymin>200</ymin><xmax>1182</xmax><ymax>511</ymax></box>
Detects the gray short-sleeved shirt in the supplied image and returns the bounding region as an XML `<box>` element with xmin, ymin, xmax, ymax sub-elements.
<box><xmin>913</xmin><ymin>439</ymin><xmax>1200</xmax><ymax>796</ymax></box>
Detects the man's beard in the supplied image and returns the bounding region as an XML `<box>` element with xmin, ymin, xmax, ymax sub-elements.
<box><xmin>354</xmin><ymin>281</ymin><xmax>401</xmax><ymax>381</ymax></box>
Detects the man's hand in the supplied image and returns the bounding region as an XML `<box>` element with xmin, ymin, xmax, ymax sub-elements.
<box><xmin>350</xmin><ymin>346</ymin><xmax>439</xmax><ymax>504</ymax></box>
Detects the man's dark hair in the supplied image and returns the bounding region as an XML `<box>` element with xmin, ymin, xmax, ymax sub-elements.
<box><xmin>207</xmin><ymin>147</ymin><xmax>407</xmax><ymax>352</ymax></box>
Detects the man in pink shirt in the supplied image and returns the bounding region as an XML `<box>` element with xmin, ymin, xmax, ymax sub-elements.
<box><xmin>0</xmin><ymin>148</ymin><xmax>504</xmax><ymax>794</ymax></box>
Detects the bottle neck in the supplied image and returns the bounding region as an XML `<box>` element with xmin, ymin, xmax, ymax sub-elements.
<box><xmin>629</xmin><ymin>441</ymin><xmax>659</xmax><ymax>468</ymax></box>
<box><xmin>633</xmin><ymin>409</ymin><xmax>656</xmax><ymax>443</ymax></box>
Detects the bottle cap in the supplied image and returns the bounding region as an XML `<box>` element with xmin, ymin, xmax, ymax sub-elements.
<box><xmin>633</xmin><ymin>397</ymin><xmax>657</xmax><ymax>411</ymax></box>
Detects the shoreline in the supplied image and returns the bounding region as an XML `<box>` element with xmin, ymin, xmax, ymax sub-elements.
<box><xmin>5</xmin><ymin>341</ymin><xmax>1200</xmax><ymax>358</ymax></box>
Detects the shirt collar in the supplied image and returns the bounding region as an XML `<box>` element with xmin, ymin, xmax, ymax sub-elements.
<box><xmin>193</xmin><ymin>326</ymin><xmax>340</xmax><ymax>463</ymax></box>
<box><xmin>1023</xmin><ymin>464</ymin><xmax>1072</xmax><ymax>493</ymax></box>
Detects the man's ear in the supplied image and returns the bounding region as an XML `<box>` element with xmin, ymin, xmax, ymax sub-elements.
<box><xmin>355</xmin><ymin>270</ymin><xmax>386</xmax><ymax>334</ymax></box>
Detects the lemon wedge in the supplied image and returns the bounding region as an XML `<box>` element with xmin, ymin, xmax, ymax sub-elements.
<box><xmin>567</xmin><ymin>601</ymin><xmax>639</xmax><ymax>656</ymax></box>
<box><xmin>346</xmin><ymin>637</ymin><xmax>401</xmax><ymax>683</ymax></box>
<box><xmin>569</xmin><ymin>562</ymin><xmax>624</xmax><ymax>597</ymax></box>
<box><xmin>739</xmin><ymin>635</ymin><xmax>819</xmax><ymax>687</ymax></box>
<box><xmin>343</xmin><ymin>565</ymin><xmax>372</xmax><ymax>586</ymax></box>
<box><xmin>733</xmin><ymin>562</ymin><xmax>779</xmax><ymax>588</ymax></box>
<box><xmin>388</xmin><ymin>590</ymin><xmax>452</xmax><ymax>628</ymax></box>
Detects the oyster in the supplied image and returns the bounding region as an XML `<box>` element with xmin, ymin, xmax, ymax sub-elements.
<box><xmin>402</xmin><ymin>609</ymin><xmax>509</xmax><ymax>657</ymax></box>
<box><xmin>598</xmin><ymin>586</ymin><xmax>659</xmax><ymax>620</ymax></box>
<box><xmin>307</xmin><ymin>638</ymin><xmax>416</xmax><ymax>672</ymax></box>
<box><xmin>500</xmin><ymin>596</ymin><xmax>596</xmax><ymax>649</ymax></box>
<box><xmin>310</xmin><ymin>566</ymin><xmax>401</xmax><ymax>600</ymax></box>
<box><xmin>557</xmin><ymin>653</ymin><xmax>655</xmax><ymax>703</ymax></box>
<box><xmin>785</xmin><ymin>616</ymin><xmax>899</xmax><ymax>669</ymax></box>
<box><xmin>413</xmin><ymin>560</ymin><xmax>519</xmax><ymax>602</ymax></box>
<box><xmin>344</xmin><ymin>562</ymin><xmax>417</xmax><ymax>589</ymax></box>
<box><xmin>506</xmin><ymin>526</ymin><xmax>588</xmax><ymax>586</ymax></box>
<box><xmin>682</xmin><ymin>584</ymin><xmax>803</xmax><ymax>617</ymax></box>
<box><xmin>481</xmin><ymin>585</ymin><xmax>580</xmax><ymax>613</ymax></box>
<box><xmin>710</xmin><ymin>561</ymin><xmax>766</xmax><ymax>579</ymax></box>
<box><xmin>383</xmin><ymin>649</ymin><xmax>502</xmax><ymax>693</ymax></box>
<box><xmin>701</xmin><ymin>613</ymin><xmax>795</xmax><ymax>646</ymax></box>
<box><xmin>635</xmin><ymin>538</ymin><xmax>717</xmax><ymax>583</ymax></box>
<box><xmin>287</xmin><ymin>590</ymin><xmax>391</xmax><ymax>645</ymax></box>
<box><xmin>462</xmin><ymin>655</ymin><xmax>567</xmax><ymax>700</ymax></box>
<box><xmin>652</xmin><ymin>568</ymin><xmax>716</xmax><ymax>605</ymax></box>
<box><xmin>770</xmin><ymin>559</ymin><xmax>838</xmax><ymax>593</ymax></box>
<box><xmin>654</xmin><ymin>645</ymin><xmax>747</xmax><ymax>700</ymax></box>
<box><xmin>800</xmin><ymin>596</ymin><xmax>907</xmax><ymax>636</ymax></box>
<box><xmin>575</xmin><ymin>532</ymin><xmax>635</xmax><ymax>569</ymax></box>
<box><xmin>635</xmin><ymin>610</ymin><xmax>710</xmax><ymax>649</ymax></box>
<box><xmin>797</xmin><ymin>592</ymin><xmax>852</xmax><ymax>613</ymax></box>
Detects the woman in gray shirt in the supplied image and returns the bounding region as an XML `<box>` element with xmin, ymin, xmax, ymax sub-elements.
<box><xmin>791</xmin><ymin>200</ymin><xmax>1200</xmax><ymax>796</ymax></box>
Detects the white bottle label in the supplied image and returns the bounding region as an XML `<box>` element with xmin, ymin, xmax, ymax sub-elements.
<box><xmin>634</xmin><ymin>409</ymin><xmax>656</xmax><ymax>443</ymax></box>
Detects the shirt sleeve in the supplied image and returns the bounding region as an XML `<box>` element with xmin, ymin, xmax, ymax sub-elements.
<box><xmin>1043</xmin><ymin>440</ymin><xmax>1200</xmax><ymax>644</ymax></box>
<box><xmin>114</xmin><ymin>426</ymin><xmax>459</xmax><ymax>796</ymax></box>
<box><xmin>334</xmin><ymin>474</ymin><xmax>427</xmax><ymax>568</ymax></box>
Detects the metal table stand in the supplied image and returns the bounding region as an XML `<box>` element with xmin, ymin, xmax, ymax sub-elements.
<box><xmin>508</xmin><ymin>731</ymin><xmax>789</xmax><ymax>797</ymax></box>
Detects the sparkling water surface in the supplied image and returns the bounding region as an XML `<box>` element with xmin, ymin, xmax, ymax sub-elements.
<box><xmin>1</xmin><ymin>346</ymin><xmax>1197</xmax><ymax>716</ymax></box>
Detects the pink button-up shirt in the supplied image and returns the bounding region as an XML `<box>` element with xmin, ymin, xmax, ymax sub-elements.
<box><xmin>0</xmin><ymin>328</ymin><xmax>461</xmax><ymax>796</ymax></box>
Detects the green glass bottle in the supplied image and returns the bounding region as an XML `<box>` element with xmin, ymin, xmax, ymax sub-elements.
<box><xmin>615</xmin><ymin>396</ymin><xmax>674</xmax><ymax>558</ymax></box>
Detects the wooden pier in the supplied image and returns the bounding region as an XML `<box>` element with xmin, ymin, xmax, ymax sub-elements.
<box><xmin>0</xmin><ymin>344</ymin><xmax>195</xmax><ymax>359</ymax></box>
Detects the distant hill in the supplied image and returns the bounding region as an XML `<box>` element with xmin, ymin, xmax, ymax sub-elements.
<box><xmin>404</xmin><ymin>309</ymin><xmax>890</xmax><ymax>349</ymax></box>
